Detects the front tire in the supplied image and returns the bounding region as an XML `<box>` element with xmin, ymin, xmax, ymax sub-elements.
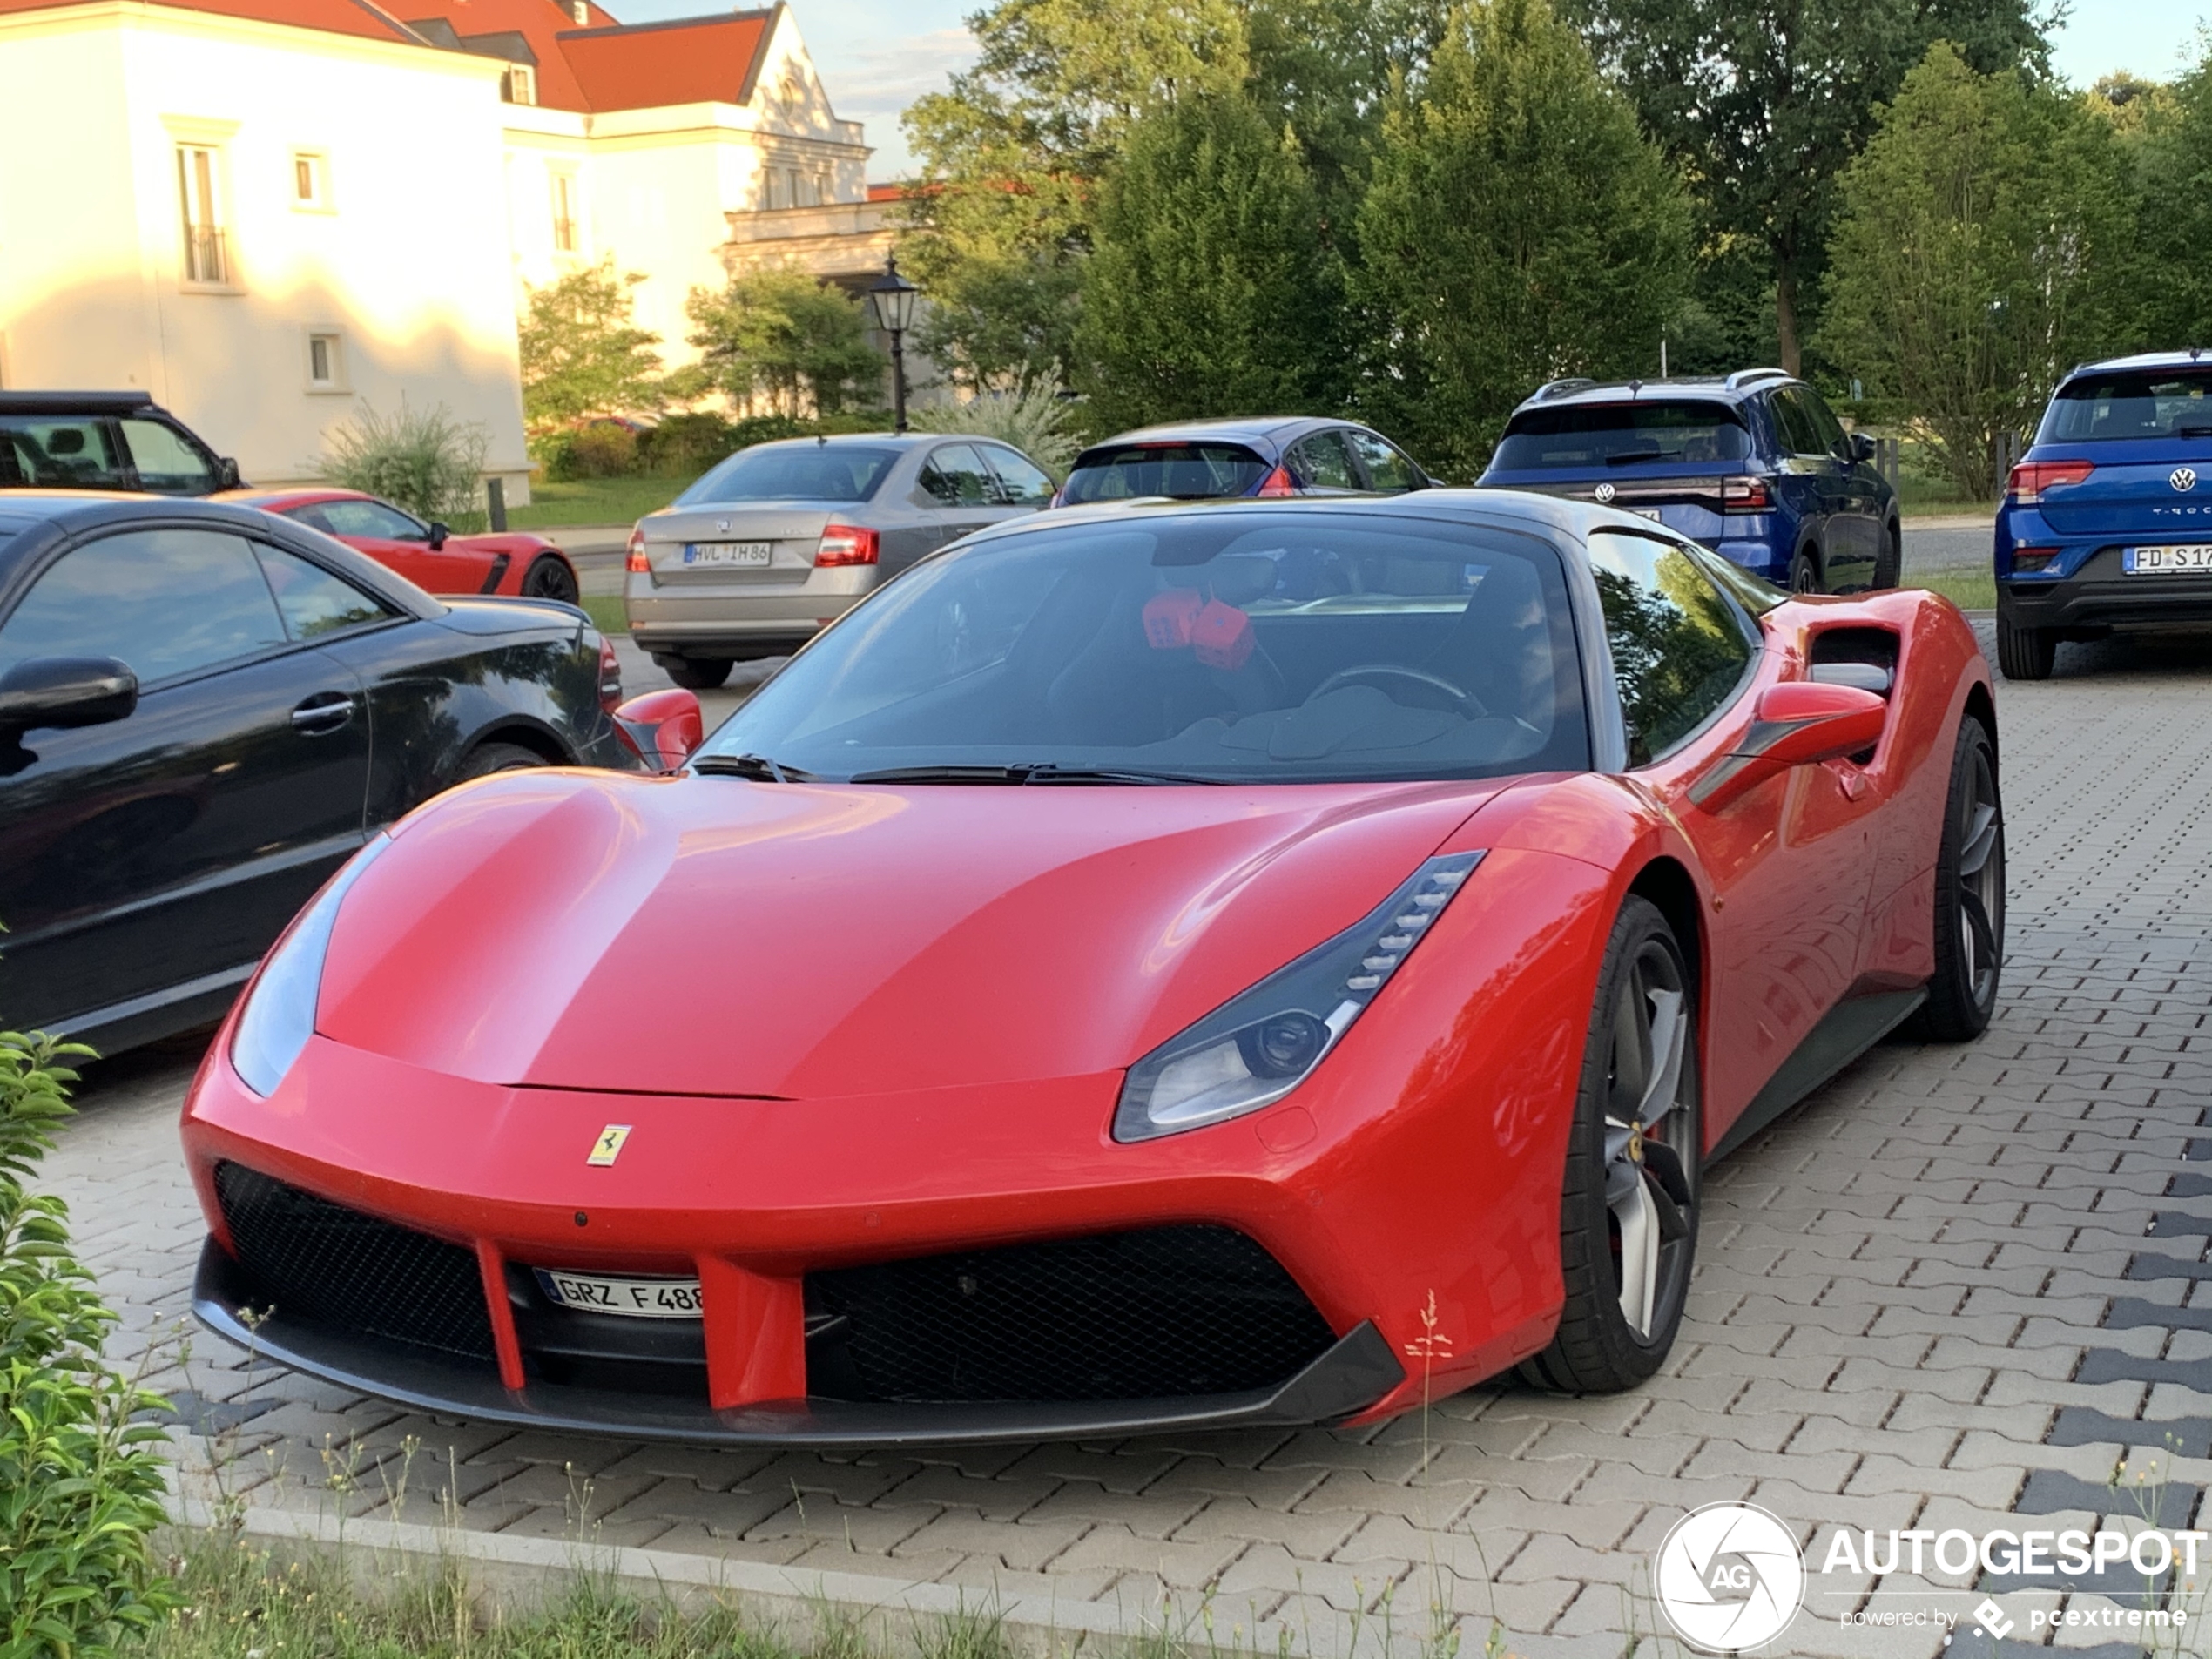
<box><xmin>1872</xmin><ymin>522</ymin><xmax>1902</xmax><ymax>590</ymax></box>
<box><xmin>456</xmin><ymin>741</ymin><xmax>548</xmax><ymax>781</ymax></box>
<box><xmin>1521</xmin><ymin>895</ymin><xmax>1700</xmax><ymax>1394</ymax></box>
<box><xmin>1995</xmin><ymin>613</ymin><xmax>2054</xmax><ymax>680</ymax></box>
<box><xmin>520</xmin><ymin>553</ymin><xmax>579</xmax><ymax>604</ymax></box>
<box><xmin>1915</xmin><ymin>718</ymin><xmax>2003</xmax><ymax>1041</ymax></box>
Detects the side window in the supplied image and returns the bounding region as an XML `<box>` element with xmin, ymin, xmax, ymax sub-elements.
<box><xmin>1798</xmin><ymin>389</ymin><xmax>1851</xmax><ymax>459</ymax></box>
<box><xmin>0</xmin><ymin>528</ymin><xmax>287</xmax><ymax>684</ymax></box>
<box><xmin>1290</xmin><ymin>431</ymin><xmax>1359</xmax><ymax>490</ymax></box>
<box><xmin>979</xmin><ymin>445</ymin><xmax>1055</xmax><ymax>506</ymax></box>
<box><xmin>1770</xmin><ymin>388</ymin><xmax>1826</xmax><ymax>458</ymax></box>
<box><xmin>118</xmin><ymin>419</ymin><xmax>216</xmax><ymax>494</ymax></box>
<box><xmin>0</xmin><ymin>416</ymin><xmax>129</xmax><ymax>489</ymax></box>
<box><xmin>1586</xmin><ymin>534</ymin><xmax>1755</xmax><ymax>765</ymax></box>
<box><xmin>314</xmin><ymin>498</ymin><xmax>426</xmax><ymax>540</ymax></box>
<box><xmin>1350</xmin><ymin>431</ymin><xmax>1422</xmax><ymax>493</ymax></box>
<box><xmin>253</xmin><ymin>543</ymin><xmax>392</xmax><ymax>639</ymax></box>
<box><xmin>917</xmin><ymin>443</ymin><xmax>994</xmax><ymax>508</ymax></box>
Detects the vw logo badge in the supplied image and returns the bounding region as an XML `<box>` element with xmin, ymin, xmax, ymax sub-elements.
<box><xmin>717</xmin><ymin>517</ymin><xmax>732</xmax><ymax>532</ymax></box>
<box><xmin>1594</xmin><ymin>482</ymin><xmax>1616</xmax><ymax>504</ymax></box>
<box><xmin>2173</xmin><ymin>468</ymin><xmax>2198</xmax><ymax>493</ymax></box>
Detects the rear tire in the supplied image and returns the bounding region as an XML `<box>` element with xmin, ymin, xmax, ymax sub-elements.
<box><xmin>1519</xmin><ymin>896</ymin><xmax>1700</xmax><ymax>1394</ymax></box>
<box><xmin>1995</xmin><ymin>613</ymin><xmax>2055</xmax><ymax>680</ymax></box>
<box><xmin>1872</xmin><ymin>523</ymin><xmax>1902</xmax><ymax>589</ymax></box>
<box><xmin>457</xmin><ymin>741</ymin><xmax>548</xmax><ymax>781</ymax></box>
<box><xmin>1789</xmin><ymin>550</ymin><xmax>1822</xmax><ymax>594</ymax></box>
<box><xmin>1914</xmin><ymin>718</ymin><xmax>2003</xmax><ymax>1042</ymax></box>
<box><xmin>660</xmin><ymin>656</ymin><xmax>733</xmax><ymax>691</ymax></box>
<box><xmin>520</xmin><ymin>554</ymin><xmax>579</xmax><ymax>604</ymax></box>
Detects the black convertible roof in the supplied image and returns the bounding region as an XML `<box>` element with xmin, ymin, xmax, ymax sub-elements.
<box><xmin>0</xmin><ymin>390</ymin><xmax>159</xmax><ymax>415</ymax></box>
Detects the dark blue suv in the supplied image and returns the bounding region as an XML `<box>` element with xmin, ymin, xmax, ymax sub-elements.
<box><xmin>1477</xmin><ymin>370</ymin><xmax>1899</xmax><ymax>593</ymax></box>
<box><xmin>1995</xmin><ymin>352</ymin><xmax>2212</xmax><ymax>679</ymax></box>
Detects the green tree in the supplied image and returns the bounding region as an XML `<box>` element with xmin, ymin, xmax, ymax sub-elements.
<box><xmin>2129</xmin><ymin>53</ymin><xmax>2212</xmax><ymax>348</ymax></box>
<box><xmin>516</xmin><ymin>259</ymin><xmax>664</xmax><ymax>436</ymax></box>
<box><xmin>1817</xmin><ymin>42</ymin><xmax>2140</xmax><ymax>498</ymax></box>
<box><xmin>685</xmin><ymin>269</ymin><xmax>886</xmax><ymax>416</ymax></box>
<box><xmin>1074</xmin><ymin>89</ymin><xmax>1343</xmax><ymax>431</ymax></box>
<box><xmin>1349</xmin><ymin>0</ymin><xmax>1690</xmax><ymax>480</ymax></box>
<box><xmin>1560</xmin><ymin>0</ymin><xmax>2050</xmax><ymax>374</ymax></box>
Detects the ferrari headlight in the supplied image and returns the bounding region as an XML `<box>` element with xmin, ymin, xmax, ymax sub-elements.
<box><xmin>230</xmin><ymin>835</ymin><xmax>390</xmax><ymax>1097</ymax></box>
<box><xmin>1113</xmin><ymin>852</ymin><xmax>1483</xmax><ymax>1143</ymax></box>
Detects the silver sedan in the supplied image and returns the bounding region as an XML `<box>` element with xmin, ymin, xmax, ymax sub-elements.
<box><xmin>625</xmin><ymin>433</ymin><xmax>1056</xmax><ymax>689</ymax></box>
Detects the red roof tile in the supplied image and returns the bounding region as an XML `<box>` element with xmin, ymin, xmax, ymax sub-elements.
<box><xmin>0</xmin><ymin>0</ymin><xmax>421</xmax><ymax>44</ymax></box>
<box><xmin>555</xmin><ymin>9</ymin><xmax>772</xmax><ymax>113</ymax></box>
<box><xmin>398</xmin><ymin>0</ymin><xmax>617</xmax><ymax>107</ymax></box>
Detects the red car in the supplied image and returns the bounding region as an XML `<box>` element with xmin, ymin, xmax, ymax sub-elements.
<box><xmin>226</xmin><ymin>489</ymin><xmax>580</xmax><ymax>603</ymax></box>
<box><xmin>182</xmin><ymin>492</ymin><xmax>2000</xmax><ymax>1443</ymax></box>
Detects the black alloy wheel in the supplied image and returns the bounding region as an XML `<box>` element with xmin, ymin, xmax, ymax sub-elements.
<box><xmin>521</xmin><ymin>555</ymin><xmax>580</xmax><ymax>604</ymax></box>
<box><xmin>1915</xmin><ymin>718</ymin><xmax>2004</xmax><ymax>1041</ymax></box>
<box><xmin>1521</xmin><ymin>896</ymin><xmax>1700</xmax><ymax>1393</ymax></box>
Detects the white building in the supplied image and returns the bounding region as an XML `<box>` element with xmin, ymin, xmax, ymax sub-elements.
<box><xmin>0</xmin><ymin>0</ymin><xmax>891</xmax><ymax>495</ymax></box>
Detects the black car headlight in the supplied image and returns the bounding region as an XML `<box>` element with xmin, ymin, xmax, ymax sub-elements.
<box><xmin>1113</xmin><ymin>852</ymin><xmax>1483</xmax><ymax>1143</ymax></box>
<box><xmin>230</xmin><ymin>834</ymin><xmax>389</xmax><ymax>1097</ymax></box>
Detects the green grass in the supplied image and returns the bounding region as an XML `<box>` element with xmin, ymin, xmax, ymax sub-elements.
<box><xmin>582</xmin><ymin>595</ymin><xmax>627</xmax><ymax>637</ymax></box>
<box><xmin>1907</xmin><ymin>569</ymin><xmax>1996</xmax><ymax>610</ymax></box>
<box><xmin>137</xmin><ymin>1535</ymin><xmax>1017</xmax><ymax>1659</ymax></box>
<box><xmin>447</xmin><ymin>475</ymin><xmax>702</xmax><ymax>534</ymax></box>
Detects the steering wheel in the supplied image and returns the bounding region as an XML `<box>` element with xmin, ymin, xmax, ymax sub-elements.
<box><xmin>1306</xmin><ymin>664</ymin><xmax>1486</xmax><ymax>718</ymax></box>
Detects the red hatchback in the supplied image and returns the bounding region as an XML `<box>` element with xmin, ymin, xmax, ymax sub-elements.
<box><xmin>226</xmin><ymin>489</ymin><xmax>580</xmax><ymax>604</ymax></box>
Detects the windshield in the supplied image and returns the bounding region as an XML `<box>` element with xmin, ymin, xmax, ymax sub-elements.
<box><xmin>2040</xmin><ymin>371</ymin><xmax>2212</xmax><ymax>442</ymax></box>
<box><xmin>1061</xmin><ymin>442</ymin><xmax>1272</xmax><ymax>503</ymax></box>
<box><xmin>1492</xmin><ymin>402</ymin><xmax>1751</xmax><ymax>469</ymax></box>
<box><xmin>704</xmin><ymin>509</ymin><xmax>1591</xmax><ymax>785</ymax></box>
<box><xmin>678</xmin><ymin>443</ymin><xmax>901</xmax><ymax>505</ymax></box>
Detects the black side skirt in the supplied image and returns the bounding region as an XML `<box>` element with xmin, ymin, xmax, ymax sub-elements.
<box><xmin>1710</xmin><ymin>988</ymin><xmax>1926</xmax><ymax>1163</ymax></box>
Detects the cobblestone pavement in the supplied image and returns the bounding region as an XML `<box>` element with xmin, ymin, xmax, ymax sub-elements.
<box><xmin>51</xmin><ymin>624</ymin><xmax>2212</xmax><ymax>1659</ymax></box>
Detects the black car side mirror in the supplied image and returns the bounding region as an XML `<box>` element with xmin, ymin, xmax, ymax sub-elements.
<box><xmin>0</xmin><ymin>657</ymin><xmax>138</xmax><ymax>735</ymax></box>
<box><xmin>1849</xmin><ymin>433</ymin><xmax>1877</xmax><ymax>464</ymax></box>
<box><xmin>216</xmin><ymin>457</ymin><xmax>242</xmax><ymax>490</ymax></box>
<box><xmin>428</xmin><ymin>522</ymin><xmax>450</xmax><ymax>550</ymax></box>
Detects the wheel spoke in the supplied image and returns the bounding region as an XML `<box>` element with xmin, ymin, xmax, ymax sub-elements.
<box><xmin>1959</xmin><ymin>801</ymin><xmax>1999</xmax><ymax>877</ymax></box>
<box><xmin>1613</xmin><ymin>1174</ymin><xmax>1659</xmax><ymax>1337</ymax></box>
<box><xmin>1610</xmin><ymin>975</ymin><xmax>1649</xmax><ymax>1121</ymax></box>
<box><xmin>1962</xmin><ymin>887</ymin><xmax>1998</xmax><ymax>978</ymax></box>
<box><xmin>1635</xmin><ymin>988</ymin><xmax>1686</xmax><ymax>1128</ymax></box>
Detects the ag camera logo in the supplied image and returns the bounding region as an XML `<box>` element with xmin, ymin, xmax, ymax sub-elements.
<box><xmin>1655</xmin><ymin>1503</ymin><xmax>1804</xmax><ymax>1652</ymax></box>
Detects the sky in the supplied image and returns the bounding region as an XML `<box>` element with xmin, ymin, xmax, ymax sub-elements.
<box><xmin>621</xmin><ymin>0</ymin><xmax>2204</xmax><ymax>182</ymax></box>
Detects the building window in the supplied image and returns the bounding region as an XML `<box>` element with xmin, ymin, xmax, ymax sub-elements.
<box><xmin>292</xmin><ymin>151</ymin><xmax>330</xmax><ymax>211</ymax></box>
<box><xmin>504</xmin><ymin>64</ymin><xmax>536</xmax><ymax>105</ymax></box>
<box><xmin>550</xmin><ymin>170</ymin><xmax>579</xmax><ymax>253</ymax></box>
<box><xmin>306</xmin><ymin>331</ymin><xmax>345</xmax><ymax>390</ymax></box>
<box><xmin>176</xmin><ymin>144</ymin><xmax>228</xmax><ymax>286</ymax></box>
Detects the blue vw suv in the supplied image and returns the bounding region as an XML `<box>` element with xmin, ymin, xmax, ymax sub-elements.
<box><xmin>1477</xmin><ymin>370</ymin><xmax>1899</xmax><ymax>593</ymax></box>
<box><xmin>1995</xmin><ymin>352</ymin><xmax>2212</xmax><ymax>679</ymax></box>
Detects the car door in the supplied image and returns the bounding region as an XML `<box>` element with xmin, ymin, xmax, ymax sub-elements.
<box><xmin>1286</xmin><ymin>430</ymin><xmax>1363</xmax><ymax>494</ymax></box>
<box><xmin>1346</xmin><ymin>429</ymin><xmax>1426</xmax><ymax>494</ymax></box>
<box><xmin>1798</xmin><ymin>389</ymin><xmax>1880</xmax><ymax>586</ymax></box>
<box><xmin>1588</xmin><ymin>530</ymin><xmax>1883</xmax><ymax>1143</ymax></box>
<box><xmin>915</xmin><ymin>443</ymin><xmax>1014</xmax><ymax>546</ymax></box>
<box><xmin>0</xmin><ymin>525</ymin><xmax>376</xmax><ymax>1036</ymax></box>
<box><xmin>976</xmin><ymin>443</ymin><xmax>1057</xmax><ymax>517</ymax></box>
<box><xmin>303</xmin><ymin>497</ymin><xmax>479</xmax><ymax>592</ymax></box>
<box><xmin>1768</xmin><ymin>388</ymin><xmax>1858</xmax><ymax>585</ymax></box>
<box><xmin>115</xmin><ymin>415</ymin><xmax>219</xmax><ymax>496</ymax></box>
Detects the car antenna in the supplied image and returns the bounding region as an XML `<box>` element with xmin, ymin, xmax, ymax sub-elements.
<box><xmin>1628</xmin><ymin>378</ymin><xmax>1643</xmax><ymax>398</ymax></box>
<box><xmin>2195</xmin><ymin>346</ymin><xmax>2204</xmax><ymax>362</ymax></box>
<box><xmin>817</xmin><ymin>435</ymin><xmax>828</xmax><ymax>446</ymax></box>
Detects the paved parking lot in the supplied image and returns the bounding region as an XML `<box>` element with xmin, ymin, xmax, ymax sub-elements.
<box><xmin>48</xmin><ymin>623</ymin><xmax>2212</xmax><ymax>1658</ymax></box>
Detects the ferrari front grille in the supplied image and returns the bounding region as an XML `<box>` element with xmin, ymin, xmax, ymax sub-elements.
<box><xmin>212</xmin><ymin>1162</ymin><xmax>497</xmax><ymax>1364</ymax></box>
<box><xmin>806</xmin><ymin>1225</ymin><xmax>1335</xmax><ymax>1403</ymax></box>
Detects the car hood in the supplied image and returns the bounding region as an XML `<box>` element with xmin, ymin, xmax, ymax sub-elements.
<box><xmin>314</xmin><ymin>771</ymin><xmax>1508</xmax><ymax>1098</ymax></box>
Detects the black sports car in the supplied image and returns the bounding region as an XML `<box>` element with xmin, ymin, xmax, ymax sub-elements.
<box><xmin>0</xmin><ymin>493</ymin><xmax>637</xmax><ymax>1052</ymax></box>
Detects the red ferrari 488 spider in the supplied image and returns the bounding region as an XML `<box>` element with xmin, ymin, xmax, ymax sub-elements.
<box><xmin>183</xmin><ymin>491</ymin><xmax>2000</xmax><ymax>1444</ymax></box>
<box><xmin>225</xmin><ymin>488</ymin><xmax>580</xmax><ymax>603</ymax></box>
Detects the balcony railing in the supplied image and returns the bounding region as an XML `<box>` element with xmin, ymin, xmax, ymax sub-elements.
<box><xmin>184</xmin><ymin>226</ymin><xmax>230</xmax><ymax>286</ymax></box>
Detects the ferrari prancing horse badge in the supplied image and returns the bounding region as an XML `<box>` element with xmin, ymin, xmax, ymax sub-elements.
<box><xmin>587</xmin><ymin>1124</ymin><xmax>632</xmax><ymax>1167</ymax></box>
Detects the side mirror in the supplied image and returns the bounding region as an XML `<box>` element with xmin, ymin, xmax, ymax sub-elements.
<box><xmin>1849</xmin><ymin>433</ymin><xmax>1877</xmax><ymax>465</ymax></box>
<box><xmin>613</xmin><ymin>687</ymin><xmax>703</xmax><ymax>772</ymax></box>
<box><xmin>0</xmin><ymin>656</ymin><xmax>138</xmax><ymax>735</ymax></box>
<box><xmin>216</xmin><ymin>457</ymin><xmax>242</xmax><ymax>490</ymax></box>
<box><xmin>428</xmin><ymin>522</ymin><xmax>450</xmax><ymax>550</ymax></box>
<box><xmin>1689</xmin><ymin>680</ymin><xmax>1887</xmax><ymax>811</ymax></box>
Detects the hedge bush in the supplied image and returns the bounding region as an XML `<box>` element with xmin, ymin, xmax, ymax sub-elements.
<box><xmin>316</xmin><ymin>401</ymin><xmax>491</xmax><ymax>522</ymax></box>
<box><xmin>2</xmin><ymin>1028</ymin><xmax>175</xmax><ymax>1659</ymax></box>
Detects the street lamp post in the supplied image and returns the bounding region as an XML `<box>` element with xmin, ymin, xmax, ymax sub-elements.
<box><xmin>868</xmin><ymin>253</ymin><xmax>920</xmax><ymax>433</ymax></box>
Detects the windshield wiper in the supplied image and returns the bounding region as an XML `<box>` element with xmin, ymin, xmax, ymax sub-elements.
<box><xmin>847</xmin><ymin>762</ymin><xmax>1223</xmax><ymax>786</ymax></box>
<box><xmin>691</xmin><ymin>752</ymin><xmax>817</xmax><ymax>782</ymax></box>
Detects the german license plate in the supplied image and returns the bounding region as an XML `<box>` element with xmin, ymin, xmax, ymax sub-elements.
<box><xmin>684</xmin><ymin>542</ymin><xmax>772</xmax><ymax>567</ymax></box>
<box><xmin>2123</xmin><ymin>545</ymin><xmax>2212</xmax><ymax>574</ymax></box>
<box><xmin>535</xmin><ymin>1268</ymin><xmax>703</xmax><ymax>1318</ymax></box>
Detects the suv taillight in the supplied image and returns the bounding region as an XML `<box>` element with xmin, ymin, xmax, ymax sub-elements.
<box><xmin>817</xmin><ymin>524</ymin><xmax>879</xmax><ymax>566</ymax></box>
<box><xmin>2007</xmin><ymin>459</ymin><xmax>2094</xmax><ymax>503</ymax></box>
<box><xmin>1721</xmin><ymin>476</ymin><xmax>1773</xmax><ymax>513</ymax></box>
<box><xmin>625</xmin><ymin>528</ymin><xmax>649</xmax><ymax>573</ymax></box>
<box><xmin>1255</xmin><ymin>465</ymin><xmax>1297</xmax><ymax>498</ymax></box>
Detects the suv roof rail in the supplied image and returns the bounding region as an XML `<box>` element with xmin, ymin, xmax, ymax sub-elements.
<box><xmin>0</xmin><ymin>389</ymin><xmax>157</xmax><ymax>414</ymax></box>
<box><xmin>1724</xmin><ymin>368</ymin><xmax>1789</xmax><ymax>391</ymax></box>
<box><xmin>1531</xmin><ymin>377</ymin><xmax>1599</xmax><ymax>402</ymax></box>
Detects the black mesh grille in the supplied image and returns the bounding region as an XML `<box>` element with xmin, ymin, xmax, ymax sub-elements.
<box><xmin>213</xmin><ymin>1162</ymin><xmax>496</xmax><ymax>1364</ymax></box>
<box><xmin>807</xmin><ymin>1226</ymin><xmax>1334</xmax><ymax>1403</ymax></box>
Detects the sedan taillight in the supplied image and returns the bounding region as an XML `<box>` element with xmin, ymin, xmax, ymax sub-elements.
<box><xmin>817</xmin><ymin>524</ymin><xmax>879</xmax><ymax>566</ymax></box>
<box><xmin>625</xmin><ymin>528</ymin><xmax>650</xmax><ymax>573</ymax></box>
<box><xmin>2007</xmin><ymin>459</ymin><xmax>2094</xmax><ymax>503</ymax></box>
<box><xmin>1721</xmin><ymin>475</ymin><xmax>1773</xmax><ymax>512</ymax></box>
